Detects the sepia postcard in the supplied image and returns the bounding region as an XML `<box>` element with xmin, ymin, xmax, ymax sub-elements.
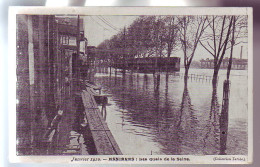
<box><xmin>9</xmin><ymin>7</ymin><xmax>253</xmax><ymax>164</ymax></box>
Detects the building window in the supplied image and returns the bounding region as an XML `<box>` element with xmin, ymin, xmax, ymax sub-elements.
<box><xmin>61</xmin><ymin>35</ymin><xmax>70</xmax><ymax>45</ymax></box>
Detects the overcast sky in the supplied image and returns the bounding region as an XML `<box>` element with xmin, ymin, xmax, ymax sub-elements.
<box><xmin>84</xmin><ymin>16</ymin><xmax>137</xmax><ymax>46</ymax></box>
<box><xmin>83</xmin><ymin>15</ymin><xmax>248</xmax><ymax>61</ymax></box>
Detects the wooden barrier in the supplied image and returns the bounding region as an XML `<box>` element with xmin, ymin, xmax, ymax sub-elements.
<box><xmin>81</xmin><ymin>89</ymin><xmax>122</xmax><ymax>155</ymax></box>
<box><xmin>85</xmin><ymin>81</ymin><xmax>102</xmax><ymax>94</ymax></box>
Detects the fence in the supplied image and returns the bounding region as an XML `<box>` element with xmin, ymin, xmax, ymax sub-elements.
<box><xmin>175</xmin><ymin>72</ymin><xmax>219</xmax><ymax>83</ymax></box>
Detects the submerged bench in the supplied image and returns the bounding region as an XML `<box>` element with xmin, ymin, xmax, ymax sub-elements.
<box><xmin>81</xmin><ymin>89</ymin><xmax>122</xmax><ymax>155</ymax></box>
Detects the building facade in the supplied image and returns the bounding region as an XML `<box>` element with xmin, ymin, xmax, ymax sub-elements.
<box><xmin>16</xmin><ymin>15</ymin><xmax>87</xmax><ymax>155</ymax></box>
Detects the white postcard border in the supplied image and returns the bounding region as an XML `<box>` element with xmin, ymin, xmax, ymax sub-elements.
<box><xmin>9</xmin><ymin>7</ymin><xmax>253</xmax><ymax>164</ymax></box>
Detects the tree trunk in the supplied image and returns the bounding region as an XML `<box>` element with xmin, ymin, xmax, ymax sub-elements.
<box><xmin>184</xmin><ymin>66</ymin><xmax>189</xmax><ymax>83</ymax></box>
<box><xmin>227</xmin><ymin>16</ymin><xmax>236</xmax><ymax>80</ymax></box>
<box><xmin>167</xmin><ymin>47</ymin><xmax>171</xmax><ymax>57</ymax></box>
<box><xmin>212</xmin><ymin>66</ymin><xmax>219</xmax><ymax>87</ymax></box>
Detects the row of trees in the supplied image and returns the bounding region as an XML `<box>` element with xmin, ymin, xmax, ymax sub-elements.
<box><xmin>97</xmin><ymin>15</ymin><xmax>247</xmax><ymax>84</ymax></box>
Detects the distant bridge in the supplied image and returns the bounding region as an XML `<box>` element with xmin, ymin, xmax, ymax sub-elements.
<box><xmin>200</xmin><ymin>58</ymin><xmax>248</xmax><ymax>70</ymax></box>
<box><xmin>111</xmin><ymin>57</ymin><xmax>181</xmax><ymax>73</ymax></box>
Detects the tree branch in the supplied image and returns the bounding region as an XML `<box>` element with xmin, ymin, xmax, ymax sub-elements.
<box><xmin>199</xmin><ymin>40</ymin><xmax>215</xmax><ymax>57</ymax></box>
<box><xmin>216</xmin><ymin>16</ymin><xmax>226</xmax><ymax>59</ymax></box>
<box><xmin>217</xmin><ymin>16</ymin><xmax>233</xmax><ymax>69</ymax></box>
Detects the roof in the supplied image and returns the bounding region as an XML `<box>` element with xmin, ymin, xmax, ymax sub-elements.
<box><xmin>55</xmin><ymin>16</ymin><xmax>84</xmax><ymax>36</ymax></box>
<box><xmin>56</xmin><ymin>16</ymin><xmax>84</xmax><ymax>31</ymax></box>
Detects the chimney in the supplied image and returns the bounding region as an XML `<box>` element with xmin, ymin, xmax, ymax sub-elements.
<box><xmin>240</xmin><ymin>46</ymin><xmax>243</xmax><ymax>59</ymax></box>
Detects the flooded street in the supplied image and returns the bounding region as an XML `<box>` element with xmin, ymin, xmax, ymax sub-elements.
<box><xmin>93</xmin><ymin>68</ymin><xmax>248</xmax><ymax>155</ymax></box>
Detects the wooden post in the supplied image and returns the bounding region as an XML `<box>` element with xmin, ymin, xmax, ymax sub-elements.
<box><xmin>219</xmin><ymin>80</ymin><xmax>230</xmax><ymax>155</ymax></box>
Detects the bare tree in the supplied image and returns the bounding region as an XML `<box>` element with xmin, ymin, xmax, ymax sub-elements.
<box><xmin>129</xmin><ymin>16</ymin><xmax>157</xmax><ymax>58</ymax></box>
<box><xmin>226</xmin><ymin>16</ymin><xmax>236</xmax><ymax>80</ymax></box>
<box><xmin>199</xmin><ymin>16</ymin><xmax>233</xmax><ymax>85</ymax></box>
<box><xmin>199</xmin><ymin>15</ymin><xmax>247</xmax><ymax>85</ymax></box>
<box><xmin>150</xmin><ymin>16</ymin><xmax>167</xmax><ymax>58</ymax></box>
<box><xmin>178</xmin><ymin>16</ymin><xmax>208</xmax><ymax>81</ymax></box>
<box><xmin>226</xmin><ymin>16</ymin><xmax>248</xmax><ymax>80</ymax></box>
<box><xmin>163</xmin><ymin>16</ymin><xmax>180</xmax><ymax>58</ymax></box>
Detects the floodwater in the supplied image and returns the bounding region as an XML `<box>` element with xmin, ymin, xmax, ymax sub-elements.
<box><xmin>93</xmin><ymin>68</ymin><xmax>248</xmax><ymax>155</ymax></box>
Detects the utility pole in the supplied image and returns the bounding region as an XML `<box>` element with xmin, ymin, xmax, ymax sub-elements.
<box><xmin>123</xmin><ymin>27</ymin><xmax>126</xmax><ymax>73</ymax></box>
<box><xmin>76</xmin><ymin>15</ymin><xmax>81</xmax><ymax>82</ymax></box>
<box><xmin>77</xmin><ymin>15</ymin><xmax>80</xmax><ymax>57</ymax></box>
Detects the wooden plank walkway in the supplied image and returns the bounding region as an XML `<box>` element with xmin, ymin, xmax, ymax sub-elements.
<box><xmin>81</xmin><ymin>89</ymin><xmax>122</xmax><ymax>155</ymax></box>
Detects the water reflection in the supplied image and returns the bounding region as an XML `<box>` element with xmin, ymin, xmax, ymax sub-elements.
<box><xmin>203</xmin><ymin>84</ymin><xmax>220</xmax><ymax>155</ymax></box>
<box><xmin>153</xmin><ymin>73</ymin><xmax>160</xmax><ymax>129</ymax></box>
<box><xmin>202</xmin><ymin>82</ymin><xmax>230</xmax><ymax>155</ymax></box>
<box><xmin>99</xmin><ymin>73</ymin><xmax>197</xmax><ymax>154</ymax></box>
<box><xmin>94</xmin><ymin>70</ymin><xmax>246</xmax><ymax>155</ymax></box>
<box><xmin>178</xmin><ymin>81</ymin><xmax>200</xmax><ymax>154</ymax></box>
<box><xmin>143</xmin><ymin>74</ymin><xmax>148</xmax><ymax>91</ymax></box>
